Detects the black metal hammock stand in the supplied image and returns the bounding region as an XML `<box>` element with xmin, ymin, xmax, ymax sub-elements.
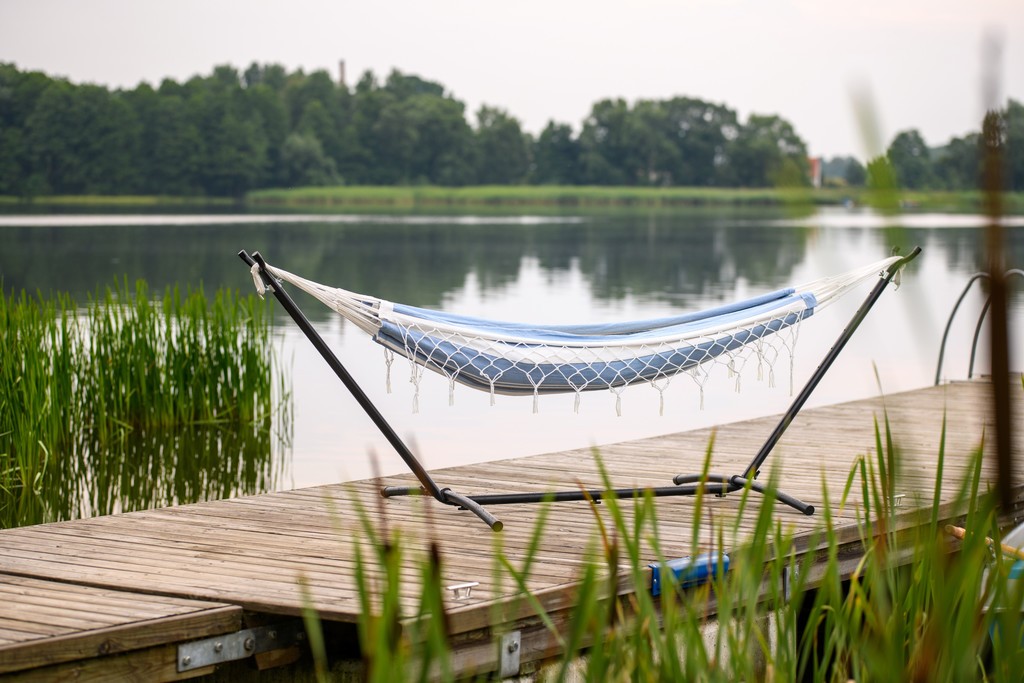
<box><xmin>240</xmin><ymin>247</ymin><xmax>921</xmax><ymax>531</ymax></box>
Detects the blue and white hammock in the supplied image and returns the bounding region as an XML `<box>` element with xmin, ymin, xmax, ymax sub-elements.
<box><xmin>251</xmin><ymin>256</ymin><xmax>904</xmax><ymax>414</ymax></box>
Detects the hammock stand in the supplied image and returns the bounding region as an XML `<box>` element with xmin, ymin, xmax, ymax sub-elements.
<box><xmin>240</xmin><ymin>246</ymin><xmax>921</xmax><ymax>531</ymax></box>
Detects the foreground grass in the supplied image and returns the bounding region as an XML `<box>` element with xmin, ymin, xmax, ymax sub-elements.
<box><xmin>286</xmin><ymin>419</ymin><xmax>1024</xmax><ymax>682</ymax></box>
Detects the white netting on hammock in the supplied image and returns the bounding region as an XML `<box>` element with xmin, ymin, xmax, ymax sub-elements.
<box><xmin>250</xmin><ymin>255</ymin><xmax>904</xmax><ymax>414</ymax></box>
<box><xmin>375</xmin><ymin>299</ymin><xmax>810</xmax><ymax>416</ymax></box>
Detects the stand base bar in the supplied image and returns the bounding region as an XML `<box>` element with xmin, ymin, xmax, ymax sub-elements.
<box><xmin>463</xmin><ymin>472</ymin><xmax>811</xmax><ymax>514</ymax></box>
<box><xmin>381</xmin><ymin>485</ymin><xmax>503</xmax><ymax>529</ymax></box>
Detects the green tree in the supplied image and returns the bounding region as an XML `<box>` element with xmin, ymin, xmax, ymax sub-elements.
<box><xmin>25</xmin><ymin>82</ymin><xmax>140</xmax><ymax>194</ymax></box>
<box><xmin>246</xmin><ymin>83</ymin><xmax>289</xmax><ymax>187</ymax></box>
<box><xmin>383</xmin><ymin>71</ymin><xmax>445</xmax><ymax>100</ymax></box>
<box><xmin>190</xmin><ymin>84</ymin><xmax>268</xmax><ymax>197</ymax></box>
<box><xmin>405</xmin><ymin>94</ymin><xmax>476</xmax><ymax>185</ymax></box>
<box><xmin>845</xmin><ymin>157</ymin><xmax>867</xmax><ymax>187</ymax></box>
<box><xmin>285</xmin><ymin>71</ymin><xmax>344</xmax><ymax>147</ymax></box>
<box><xmin>661</xmin><ymin>97</ymin><xmax>738</xmax><ymax>186</ymax></box>
<box><xmin>623</xmin><ymin>100</ymin><xmax>679</xmax><ymax>186</ymax></box>
<box><xmin>346</xmin><ymin>69</ymin><xmax>475</xmax><ymax>185</ymax></box>
<box><xmin>241</xmin><ymin>62</ymin><xmax>288</xmax><ymax>92</ymax></box>
<box><xmin>578</xmin><ymin>98</ymin><xmax>632</xmax><ymax>185</ymax></box>
<box><xmin>148</xmin><ymin>95</ymin><xmax>204</xmax><ymax>195</ymax></box>
<box><xmin>1004</xmin><ymin>99</ymin><xmax>1024</xmax><ymax>191</ymax></box>
<box><xmin>532</xmin><ymin>121</ymin><xmax>581</xmax><ymax>184</ymax></box>
<box><xmin>0</xmin><ymin>64</ymin><xmax>53</xmax><ymax>196</ymax></box>
<box><xmin>0</xmin><ymin>64</ymin><xmax>51</xmax><ymax>130</ymax></box>
<box><xmin>351</xmin><ymin>73</ymin><xmax>414</xmax><ymax>184</ymax></box>
<box><xmin>724</xmin><ymin>114</ymin><xmax>809</xmax><ymax>187</ymax></box>
<box><xmin>280</xmin><ymin>131</ymin><xmax>338</xmax><ymax>186</ymax></box>
<box><xmin>933</xmin><ymin>134</ymin><xmax>980</xmax><ymax>190</ymax></box>
<box><xmin>887</xmin><ymin>129</ymin><xmax>936</xmax><ymax>189</ymax></box>
<box><xmin>209</xmin><ymin>65</ymin><xmax>242</xmax><ymax>90</ymax></box>
<box><xmin>474</xmin><ymin>106</ymin><xmax>530</xmax><ymax>185</ymax></box>
<box><xmin>297</xmin><ymin>100</ymin><xmax>337</xmax><ymax>160</ymax></box>
<box><xmin>123</xmin><ymin>82</ymin><xmax>183</xmax><ymax>194</ymax></box>
<box><xmin>0</xmin><ymin>126</ymin><xmax>25</xmax><ymax>195</ymax></box>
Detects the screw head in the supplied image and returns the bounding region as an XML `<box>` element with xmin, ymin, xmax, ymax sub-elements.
<box><xmin>181</xmin><ymin>655</ymin><xmax>192</xmax><ymax>666</ymax></box>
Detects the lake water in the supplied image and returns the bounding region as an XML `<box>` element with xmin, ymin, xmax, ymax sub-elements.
<box><xmin>3</xmin><ymin>208</ymin><xmax>1023</xmax><ymax>500</ymax></box>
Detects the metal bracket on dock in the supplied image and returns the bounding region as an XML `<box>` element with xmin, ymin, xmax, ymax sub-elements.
<box><xmin>499</xmin><ymin>630</ymin><xmax>522</xmax><ymax>678</ymax></box>
<box><xmin>177</xmin><ymin>620</ymin><xmax>305</xmax><ymax>673</ymax></box>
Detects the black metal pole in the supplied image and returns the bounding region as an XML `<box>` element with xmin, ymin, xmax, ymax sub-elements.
<box><xmin>239</xmin><ymin>251</ymin><xmax>481</xmax><ymax>516</ymax></box>
<box><xmin>738</xmin><ymin>247</ymin><xmax>921</xmax><ymax>481</ymax></box>
<box><xmin>729</xmin><ymin>475</ymin><xmax>814</xmax><ymax>515</ymax></box>
<box><xmin>934</xmin><ymin>273</ymin><xmax>989</xmax><ymax>385</ymax></box>
<box><xmin>467</xmin><ymin>482</ymin><xmax>728</xmax><ymax>506</ymax></box>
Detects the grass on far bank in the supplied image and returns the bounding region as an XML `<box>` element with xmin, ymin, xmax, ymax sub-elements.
<box><xmin>5</xmin><ymin>186</ymin><xmax>1023</xmax><ymax>215</ymax></box>
<box><xmin>0</xmin><ymin>194</ymin><xmax>239</xmax><ymax>208</ymax></box>
<box><xmin>247</xmin><ymin>185</ymin><xmax>1024</xmax><ymax>215</ymax></box>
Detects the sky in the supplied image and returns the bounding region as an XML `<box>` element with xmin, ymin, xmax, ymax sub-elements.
<box><xmin>1</xmin><ymin>0</ymin><xmax>1022</xmax><ymax>161</ymax></box>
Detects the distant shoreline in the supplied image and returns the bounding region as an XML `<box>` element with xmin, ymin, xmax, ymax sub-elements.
<box><xmin>2</xmin><ymin>186</ymin><xmax>1022</xmax><ymax>214</ymax></box>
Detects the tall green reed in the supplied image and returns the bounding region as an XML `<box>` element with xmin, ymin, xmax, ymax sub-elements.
<box><xmin>0</xmin><ymin>291</ymin><xmax>76</xmax><ymax>526</ymax></box>
<box><xmin>82</xmin><ymin>280</ymin><xmax>277</xmax><ymax>434</ymax></box>
<box><xmin>0</xmin><ymin>280</ymin><xmax>288</xmax><ymax>528</ymax></box>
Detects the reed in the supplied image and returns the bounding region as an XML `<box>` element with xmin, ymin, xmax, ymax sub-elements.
<box><xmin>327</xmin><ymin>414</ymin><xmax>1024</xmax><ymax>681</ymax></box>
<box><xmin>81</xmin><ymin>280</ymin><xmax>277</xmax><ymax>433</ymax></box>
<box><xmin>0</xmin><ymin>291</ymin><xmax>75</xmax><ymax>526</ymax></box>
<box><xmin>0</xmin><ymin>281</ymin><xmax>287</xmax><ymax>528</ymax></box>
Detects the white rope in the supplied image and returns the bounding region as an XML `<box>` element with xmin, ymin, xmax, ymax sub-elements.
<box><xmin>610</xmin><ymin>386</ymin><xmax>625</xmax><ymax>417</ymax></box>
<box><xmin>383</xmin><ymin>348</ymin><xmax>394</xmax><ymax>393</ymax></box>
<box><xmin>250</xmin><ymin>263</ymin><xmax>269</xmax><ymax>298</ymax></box>
<box><xmin>408</xmin><ymin>359</ymin><xmax>423</xmax><ymax>414</ymax></box>
<box><xmin>650</xmin><ymin>379</ymin><xmax>668</xmax><ymax>417</ymax></box>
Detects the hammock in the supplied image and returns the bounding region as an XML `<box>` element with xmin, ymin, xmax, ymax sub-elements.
<box><xmin>250</xmin><ymin>256</ymin><xmax>903</xmax><ymax>413</ymax></box>
<box><xmin>241</xmin><ymin>247</ymin><xmax>919</xmax><ymax>530</ymax></box>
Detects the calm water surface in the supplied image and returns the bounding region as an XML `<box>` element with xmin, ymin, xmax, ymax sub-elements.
<box><xmin>3</xmin><ymin>208</ymin><xmax>1022</xmax><ymax>500</ymax></box>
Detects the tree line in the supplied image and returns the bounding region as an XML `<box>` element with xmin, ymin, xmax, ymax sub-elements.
<box><xmin>0</xmin><ymin>62</ymin><xmax>1021</xmax><ymax>198</ymax></box>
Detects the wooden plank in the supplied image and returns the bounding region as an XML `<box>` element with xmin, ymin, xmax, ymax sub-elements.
<box><xmin>0</xmin><ymin>642</ymin><xmax>217</xmax><ymax>682</ymax></box>
<box><xmin>0</xmin><ymin>575</ymin><xmax>242</xmax><ymax>674</ymax></box>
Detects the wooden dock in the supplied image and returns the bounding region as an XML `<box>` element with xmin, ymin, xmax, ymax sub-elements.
<box><xmin>2</xmin><ymin>379</ymin><xmax>1023</xmax><ymax>680</ymax></box>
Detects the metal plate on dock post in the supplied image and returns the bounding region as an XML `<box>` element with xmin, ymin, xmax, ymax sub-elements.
<box><xmin>499</xmin><ymin>630</ymin><xmax>521</xmax><ymax>678</ymax></box>
<box><xmin>177</xmin><ymin>621</ymin><xmax>305</xmax><ymax>672</ymax></box>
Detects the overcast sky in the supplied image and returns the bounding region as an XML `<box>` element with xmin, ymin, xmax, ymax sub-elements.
<box><xmin>2</xmin><ymin>0</ymin><xmax>1022</xmax><ymax>160</ymax></box>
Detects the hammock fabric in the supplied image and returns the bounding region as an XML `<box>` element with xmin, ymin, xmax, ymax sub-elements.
<box><xmin>251</xmin><ymin>255</ymin><xmax>904</xmax><ymax>414</ymax></box>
